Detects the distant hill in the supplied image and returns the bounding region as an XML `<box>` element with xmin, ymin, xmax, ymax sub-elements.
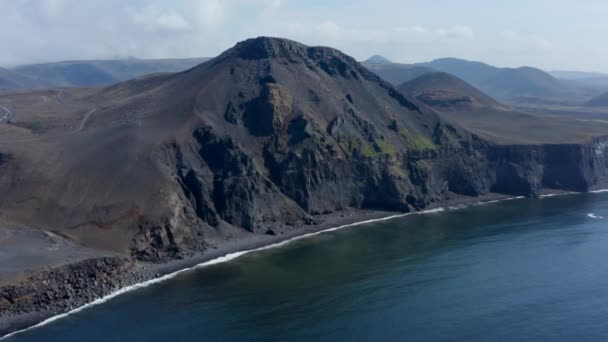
<box><xmin>362</xmin><ymin>62</ymin><xmax>434</xmax><ymax>86</ymax></box>
<box><xmin>553</xmin><ymin>71</ymin><xmax>608</xmax><ymax>99</ymax></box>
<box><xmin>417</xmin><ymin>58</ymin><xmax>570</xmax><ymax>101</ymax></box>
<box><xmin>12</xmin><ymin>58</ymin><xmax>210</xmax><ymax>88</ymax></box>
<box><xmin>0</xmin><ymin>67</ymin><xmax>44</xmax><ymax>91</ymax></box>
<box><xmin>586</xmin><ymin>92</ymin><xmax>608</xmax><ymax>107</ymax></box>
<box><xmin>398</xmin><ymin>72</ymin><xmax>503</xmax><ymax>111</ymax></box>
<box><xmin>397</xmin><ymin>71</ymin><xmax>605</xmax><ymax>145</ymax></box>
<box><xmin>550</xmin><ymin>70</ymin><xmax>608</xmax><ymax>80</ymax></box>
<box><xmin>365</xmin><ymin>55</ymin><xmax>392</xmax><ymax>64</ymax></box>
<box><xmin>418</xmin><ymin>58</ymin><xmax>497</xmax><ymax>86</ymax></box>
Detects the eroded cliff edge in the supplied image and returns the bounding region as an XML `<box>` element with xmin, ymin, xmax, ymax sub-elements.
<box><xmin>2</xmin><ymin>38</ymin><xmax>608</xmax><ymax>334</ymax></box>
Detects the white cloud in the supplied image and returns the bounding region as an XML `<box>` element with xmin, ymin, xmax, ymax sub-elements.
<box><xmin>271</xmin><ymin>21</ymin><xmax>474</xmax><ymax>49</ymax></box>
<box><xmin>193</xmin><ymin>0</ymin><xmax>223</xmax><ymax>30</ymax></box>
<box><xmin>500</xmin><ymin>30</ymin><xmax>553</xmax><ymax>51</ymax></box>
<box><xmin>0</xmin><ymin>0</ymin><xmax>606</xmax><ymax>72</ymax></box>
<box><xmin>437</xmin><ymin>26</ymin><xmax>474</xmax><ymax>40</ymax></box>
<box><xmin>41</xmin><ymin>0</ymin><xmax>70</xmax><ymax>17</ymax></box>
<box><xmin>313</xmin><ymin>21</ymin><xmax>388</xmax><ymax>43</ymax></box>
<box><xmin>390</xmin><ymin>25</ymin><xmax>474</xmax><ymax>42</ymax></box>
<box><xmin>132</xmin><ymin>6</ymin><xmax>191</xmax><ymax>32</ymax></box>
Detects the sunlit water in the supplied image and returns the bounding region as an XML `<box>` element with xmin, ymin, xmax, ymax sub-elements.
<box><xmin>6</xmin><ymin>193</ymin><xmax>608</xmax><ymax>341</ymax></box>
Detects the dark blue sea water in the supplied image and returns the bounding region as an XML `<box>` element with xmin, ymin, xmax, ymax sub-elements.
<box><xmin>6</xmin><ymin>192</ymin><xmax>608</xmax><ymax>341</ymax></box>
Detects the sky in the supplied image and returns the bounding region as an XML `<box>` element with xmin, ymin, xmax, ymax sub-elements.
<box><xmin>1</xmin><ymin>0</ymin><xmax>608</xmax><ymax>72</ymax></box>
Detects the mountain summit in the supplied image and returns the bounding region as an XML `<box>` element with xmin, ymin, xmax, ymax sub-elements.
<box><xmin>2</xmin><ymin>36</ymin><xmax>608</xmax><ymax>265</ymax></box>
<box><xmin>365</xmin><ymin>55</ymin><xmax>392</xmax><ymax>64</ymax></box>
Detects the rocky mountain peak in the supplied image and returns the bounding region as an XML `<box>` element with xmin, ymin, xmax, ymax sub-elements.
<box><xmin>231</xmin><ymin>37</ymin><xmax>308</xmax><ymax>60</ymax></box>
<box><xmin>226</xmin><ymin>36</ymin><xmax>358</xmax><ymax>66</ymax></box>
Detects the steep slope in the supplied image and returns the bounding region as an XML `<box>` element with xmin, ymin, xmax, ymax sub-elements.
<box><xmin>13</xmin><ymin>58</ymin><xmax>209</xmax><ymax>88</ymax></box>
<box><xmin>2</xmin><ymin>37</ymin><xmax>608</xmax><ymax>266</ymax></box>
<box><xmin>0</xmin><ymin>37</ymin><xmax>464</xmax><ymax>261</ymax></box>
<box><xmin>586</xmin><ymin>92</ymin><xmax>608</xmax><ymax>107</ymax></box>
<box><xmin>398</xmin><ymin>72</ymin><xmax>502</xmax><ymax>110</ymax></box>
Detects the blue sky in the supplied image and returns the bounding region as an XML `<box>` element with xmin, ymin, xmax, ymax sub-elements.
<box><xmin>2</xmin><ymin>0</ymin><xmax>608</xmax><ymax>72</ymax></box>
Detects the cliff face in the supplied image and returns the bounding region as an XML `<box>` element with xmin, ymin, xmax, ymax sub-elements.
<box><xmin>487</xmin><ymin>138</ymin><xmax>608</xmax><ymax>195</ymax></box>
<box><xmin>2</xmin><ymin>37</ymin><xmax>608</xmax><ymax>264</ymax></box>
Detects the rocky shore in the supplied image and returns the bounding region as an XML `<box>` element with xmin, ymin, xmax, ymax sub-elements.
<box><xmin>0</xmin><ymin>208</ymin><xmax>393</xmax><ymax>337</ymax></box>
<box><xmin>0</xmin><ymin>193</ymin><xmax>514</xmax><ymax>338</ymax></box>
<box><xmin>3</xmin><ymin>37</ymin><xmax>608</xmax><ymax>339</ymax></box>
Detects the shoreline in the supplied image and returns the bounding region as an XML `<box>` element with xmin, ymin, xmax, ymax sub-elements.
<box><xmin>2</xmin><ymin>190</ymin><xmax>606</xmax><ymax>339</ymax></box>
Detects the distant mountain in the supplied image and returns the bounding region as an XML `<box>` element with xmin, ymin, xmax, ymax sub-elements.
<box><xmin>365</xmin><ymin>55</ymin><xmax>392</xmax><ymax>64</ymax></box>
<box><xmin>397</xmin><ymin>71</ymin><xmax>608</xmax><ymax>145</ymax></box>
<box><xmin>553</xmin><ymin>71</ymin><xmax>608</xmax><ymax>99</ymax></box>
<box><xmin>398</xmin><ymin>72</ymin><xmax>503</xmax><ymax>111</ymax></box>
<box><xmin>417</xmin><ymin>58</ymin><xmax>570</xmax><ymax>101</ymax></box>
<box><xmin>550</xmin><ymin>70</ymin><xmax>608</xmax><ymax>80</ymax></box>
<box><xmin>363</xmin><ymin>57</ymin><xmax>572</xmax><ymax>102</ymax></box>
<box><xmin>586</xmin><ymin>92</ymin><xmax>608</xmax><ymax>107</ymax></box>
<box><xmin>362</xmin><ymin>62</ymin><xmax>434</xmax><ymax>86</ymax></box>
<box><xmin>418</xmin><ymin>58</ymin><xmax>497</xmax><ymax>86</ymax></box>
<box><xmin>0</xmin><ymin>67</ymin><xmax>44</xmax><ymax>91</ymax></box>
<box><xmin>13</xmin><ymin>58</ymin><xmax>210</xmax><ymax>88</ymax></box>
<box><xmin>484</xmin><ymin>66</ymin><xmax>570</xmax><ymax>100</ymax></box>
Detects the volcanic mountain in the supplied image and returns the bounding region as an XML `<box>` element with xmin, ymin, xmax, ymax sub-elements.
<box><xmin>398</xmin><ymin>72</ymin><xmax>503</xmax><ymax>111</ymax></box>
<box><xmin>2</xmin><ymin>37</ymin><xmax>608</xmax><ymax>265</ymax></box>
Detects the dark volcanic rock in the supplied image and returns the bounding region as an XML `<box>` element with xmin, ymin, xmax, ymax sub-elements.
<box><xmin>3</xmin><ymin>36</ymin><xmax>608</xmax><ymax>267</ymax></box>
<box><xmin>0</xmin><ymin>258</ymin><xmax>134</xmax><ymax>318</ymax></box>
<box><xmin>3</xmin><ymin>38</ymin><xmax>608</xmax><ymax>335</ymax></box>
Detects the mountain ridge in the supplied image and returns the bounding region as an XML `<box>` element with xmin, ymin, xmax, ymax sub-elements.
<box><xmin>417</xmin><ymin>58</ymin><xmax>570</xmax><ymax>100</ymax></box>
<box><xmin>3</xmin><ymin>37</ymin><xmax>608</xmax><ymax>332</ymax></box>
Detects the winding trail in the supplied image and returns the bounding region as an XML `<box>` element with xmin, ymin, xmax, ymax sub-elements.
<box><xmin>0</xmin><ymin>105</ymin><xmax>12</xmax><ymax>123</ymax></box>
<box><xmin>55</xmin><ymin>90</ymin><xmax>65</xmax><ymax>104</ymax></box>
<box><xmin>77</xmin><ymin>108</ymin><xmax>97</xmax><ymax>132</ymax></box>
<box><xmin>0</xmin><ymin>107</ymin><xmax>96</xmax><ymax>144</ymax></box>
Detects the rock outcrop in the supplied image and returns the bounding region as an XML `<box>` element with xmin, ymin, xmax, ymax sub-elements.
<box><xmin>0</xmin><ymin>258</ymin><xmax>134</xmax><ymax>317</ymax></box>
<box><xmin>2</xmin><ymin>37</ymin><xmax>608</xmax><ymax>265</ymax></box>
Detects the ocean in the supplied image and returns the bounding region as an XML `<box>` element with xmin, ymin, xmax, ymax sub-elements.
<box><xmin>5</xmin><ymin>192</ymin><xmax>608</xmax><ymax>341</ymax></box>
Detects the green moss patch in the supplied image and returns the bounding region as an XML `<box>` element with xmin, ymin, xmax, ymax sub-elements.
<box><xmin>400</xmin><ymin>130</ymin><xmax>436</xmax><ymax>152</ymax></box>
<box><xmin>373</xmin><ymin>139</ymin><xmax>396</xmax><ymax>155</ymax></box>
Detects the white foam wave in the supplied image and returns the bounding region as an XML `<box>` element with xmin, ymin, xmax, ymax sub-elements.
<box><xmin>540</xmin><ymin>192</ymin><xmax>577</xmax><ymax>198</ymax></box>
<box><xmin>587</xmin><ymin>213</ymin><xmax>604</xmax><ymax>219</ymax></box>
<box><xmin>0</xmin><ymin>192</ymin><xmax>583</xmax><ymax>340</ymax></box>
<box><xmin>475</xmin><ymin>196</ymin><xmax>524</xmax><ymax>206</ymax></box>
<box><xmin>418</xmin><ymin>207</ymin><xmax>445</xmax><ymax>214</ymax></box>
<box><xmin>2</xmin><ymin>213</ymin><xmax>413</xmax><ymax>340</ymax></box>
<box><xmin>591</xmin><ymin>189</ymin><xmax>608</xmax><ymax>193</ymax></box>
